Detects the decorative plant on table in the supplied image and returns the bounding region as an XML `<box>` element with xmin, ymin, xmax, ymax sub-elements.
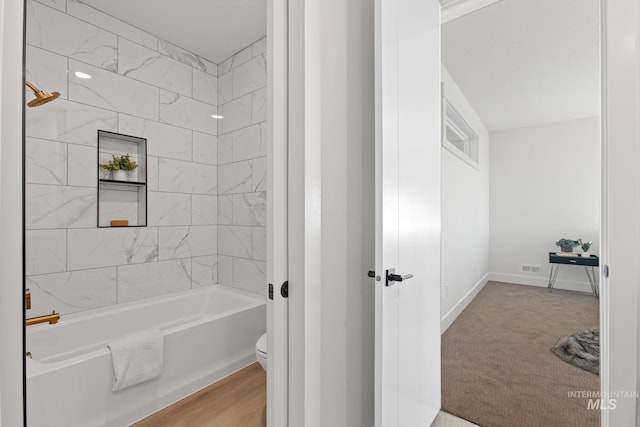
<box><xmin>99</xmin><ymin>154</ymin><xmax>139</xmax><ymax>181</ymax></box>
<box><xmin>555</xmin><ymin>238</ymin><xmax>582</xmax><ymax>253</ymax></box>
<box><xmin>581</xmin><ymin>240</ymin><xmax>593</xmax><ymax>256</ymax></box>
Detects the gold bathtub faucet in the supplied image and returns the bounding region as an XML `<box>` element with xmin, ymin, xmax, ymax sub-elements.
<box><xmin>26</xmin><ymin>311</ymin><xmax>60</xmax><ymax>326</ymax></box>
<box><xmin>25</xmin><ymin>288</ymin><xmax>61</xmax><ymax>326</ymax></box>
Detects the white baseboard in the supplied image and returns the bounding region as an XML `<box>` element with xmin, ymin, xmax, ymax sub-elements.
<box><xmin>488</xmin><ymin>272</ymin><xmax>595</xmax><ymax>294</ymax></box>
<box><xmin>441</xmin><ymin>273</ymin><xmax>488</xmax><ymax>334</ymax></box>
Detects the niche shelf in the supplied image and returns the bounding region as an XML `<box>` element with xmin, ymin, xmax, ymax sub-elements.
<box><xmin>97</xmin><ymin>130</ymin><xmax>147</xmax><ymax>227</ymax></box>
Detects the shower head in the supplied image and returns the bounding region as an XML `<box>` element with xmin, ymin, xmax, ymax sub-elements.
<box><xmin>25</xmin><ymin>81</ymin><xmax>60</xmax><ymax>108</ymax></box>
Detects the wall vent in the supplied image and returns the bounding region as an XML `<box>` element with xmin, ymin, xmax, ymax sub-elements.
<box><xmin>521</xmin><ymin>264</ymin><xmax>541</xmax><ymax>274</ymax></box>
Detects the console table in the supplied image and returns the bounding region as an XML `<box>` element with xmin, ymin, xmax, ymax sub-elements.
<box><xmin>548</xmin><ymin>252</ymin><xmax>599</xmax><ymax>297</ymax></box>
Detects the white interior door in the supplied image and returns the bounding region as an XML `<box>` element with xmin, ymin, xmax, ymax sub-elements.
<box><xmin>374</xmin><ymin>0</ymin><xmax>441</xmax><ymax>426</ymax></box>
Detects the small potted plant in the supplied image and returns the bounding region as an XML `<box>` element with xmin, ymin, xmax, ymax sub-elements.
<box><xmin>581</xmin><ymin>241</ymin><xmax>593</xmax><ymax>257</ymax></box>
<box><xmin>99</xmin><ymin>154</ymin><xmax>138</xmax><ymax>181</ymax></box>
<box><xmin>555</xmin><ymin>238</ymin><xmax>581</xmax><ymax>253</ymax></box>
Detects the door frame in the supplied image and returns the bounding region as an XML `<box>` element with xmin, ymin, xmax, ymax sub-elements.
<box><xmin>267</xmin><ymin>0</ymin><xmax>291</xmax><ymax>425</ymax></box>
<box><xmin>286</xmin><ymin>0</ymin><xmax>323</xmax><ymax>426</ymax></box>
<box><xmin>599</xmin><ymin>1</ymin><xmax>640</xmax><ymax>425</ymax></box>
<box><xmin>0</xmin><ymin>0</ymin><xmax>26</xmax><ymax>425</ymax></box>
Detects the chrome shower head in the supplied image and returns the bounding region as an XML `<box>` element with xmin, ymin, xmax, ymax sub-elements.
<box><xmin>25</xmin><ymin>81</ymin><xmax>60</xmax><ymax>108</ymax></box>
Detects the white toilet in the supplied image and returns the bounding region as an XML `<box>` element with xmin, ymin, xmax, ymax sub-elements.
<box><xmin>255</xmin><ymin>333</ymin><xmax>267</xmax><ymax>371</ymax></box>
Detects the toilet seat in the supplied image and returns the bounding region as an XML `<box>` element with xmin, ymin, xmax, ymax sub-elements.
<box><xmin>256</xmin><ymin>333</ymin><xmax>267</xmax><ymax>356</ymax></box>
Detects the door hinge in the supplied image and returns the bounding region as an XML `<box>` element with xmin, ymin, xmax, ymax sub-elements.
<box><xmin>281</xmin><ymin>281</ymin><xmax>289</xmax><ymax>298</ymax></box>
<box><xmin>268</xmin><ymin>283</ymin><xmax>274</xmax><ymax>300</ymax></box>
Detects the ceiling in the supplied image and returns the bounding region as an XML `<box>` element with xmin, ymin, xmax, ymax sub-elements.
<box><xmin>441</xmin><ymin>0</ymin><xmax>600</xmax><ymax>132</ymax></box>
<box><xmin>80</xmin><ymin>0</ymin><xmax>266</xmax><ymax>64</ymax></box>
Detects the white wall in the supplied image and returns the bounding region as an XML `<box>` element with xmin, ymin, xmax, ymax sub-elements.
<box><xmin>489</xmin><ymin>117</ymin><xmax>600</xmax><ymax>292</ymax></box>
<box><xmin>319</xmin><ymin>0</ymin><xmax>375</xmax><ymax>425</ymax></box>
<box><xmin>441</xmin><ymin>66</ymin><xmax>490</xmax><ymax>332</ymax></box>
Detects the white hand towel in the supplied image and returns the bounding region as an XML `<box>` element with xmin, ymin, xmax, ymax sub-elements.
<box><xmin>108</xmin><ymin>329</ymin><xmax>164</xmax><ymax>392</ymax></box>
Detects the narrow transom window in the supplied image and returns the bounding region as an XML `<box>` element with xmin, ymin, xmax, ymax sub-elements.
<box><xmin>443</xmin><ymin>98</ymin><xmax>479</xmax><ymax>168</ymax></box>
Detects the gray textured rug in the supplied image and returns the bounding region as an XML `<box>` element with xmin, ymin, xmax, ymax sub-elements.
<box><xmin>550</xmin><ymin>329</ymin><xmax>600</xmax><ymax>375</ymax></box>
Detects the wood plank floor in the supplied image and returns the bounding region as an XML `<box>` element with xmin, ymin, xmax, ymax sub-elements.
<box><xmin>132</xmin><ymin>363</ymin><xmax>266</xmax><ymax>427</ymax></box>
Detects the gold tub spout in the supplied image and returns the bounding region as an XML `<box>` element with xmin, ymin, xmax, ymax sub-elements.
<box><xmin>26</xmin><ymin>311</ymin><xmax>60</xmax><ymax>326</ymax></box>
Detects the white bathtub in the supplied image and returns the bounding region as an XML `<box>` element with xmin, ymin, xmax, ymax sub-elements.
<box><xmin>26</xmin><ymin>285</ymin><xmax>266</xmax><ymax>427</ymax></box>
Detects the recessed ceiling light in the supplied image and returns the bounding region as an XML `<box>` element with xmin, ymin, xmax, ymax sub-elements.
<box><xmin>211</xmin><ymin>114</ymin><xmax>224</xmax><ymax>119</ymax></box>
<box><xmin>74</xmin><ymin>71</ymin><xmax>92</xmax><ymax>79</ymax></box>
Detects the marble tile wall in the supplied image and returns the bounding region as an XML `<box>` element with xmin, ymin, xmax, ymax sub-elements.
<box><xmin>217</xmin><ymin>39</ymin><xmax>267</xmax><ymax>296</ymax></box>
<box><xmin>25</xmin><ymin>0</ymin><xmax>225</xmax><ymax>316</ymax></box>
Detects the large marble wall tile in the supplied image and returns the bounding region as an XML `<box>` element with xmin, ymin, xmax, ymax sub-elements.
<box><xmin>147</xmin><ymin>156</ymin><xmax>159</xmax><ymax>191</ymax></box>
<box><xmin>26</xmin><ymin>229</ymin><xmax>67</xmax><ymax>275</ymax></box>
<box><xmin>34</xmin><ymin>0</ymin><xmax>65</xmax><ymax>12</ymax></box>
<box><xmin>217</xmin><ymin>255</ymin><xmax>232</xmax><ymax>287</ymax></box>
<box><xmin>118</xmin><ymin>114</ymin><xmax>192</xmax><ymax>161</ymax></box>
<box><xmin>26</xmin><ymin>98</ymin><xmax>117</xmax><ymax>146</ymax></box>
<box><xmin>233</xmin><ymin>192</ymin><xmax>266</xmax><ymax>226</ymax></box>
<box><xmin>26</xmin><ymin>45</ymin><xmax>68</xmax><ymax>100</ymax></box>
<box><xmin>158</xmin><ymin>40</ymin><xmax>216</xmax><ymax>75</ymax></box>
<box><xmin>26</xmin><ymin>184</ymin><xmax>96</xmax><ymax>229</ymax></box>
<box><xmin>67</xmin><ymin>0</ymin><xmax>158</xmax><ymax>50</ymax></box>
<box><xmin>232</xmin><ymin>123</ymin><xmax>265</xmax><ymax>162</ymax></box>
<box><xmin>67</xmin><ymin>227</ymin><xmax>158</xmax><ymax>270</ymax></box>
<box><xmin>251</xmin><ymin>87</ymin><xmax>267</xmax><ymax>125</ymax></box>
<box><xmin>192</xmin><ymin>194</ymin><xmax>218</xmax><ymax>225</ymax></box>
<box><xmin>119</xmin><ymin>38</ymin><xmax>192</xmax><ymax>96</ymax></box>
<box><xmin>218</xmin><ymin>195</ymin><xmax>233</xmax><ymax>225</ymax></box>
<box><xmin>217</xmin><ymin>72</ymin><xmax>232</xmax><ymax>105</ymax></box>
<box><xmin>218</xmin><ymin>225</ymin><xmax>252</xmax><ymax>258</ymax></box>
<box><xmin>252</xmin><ymin>157</ymin><xmax>267</xmax><ymax>192</ymax></box>
<box><xmin>193</xmin><ymin>69</ymin><xmax>217</xmax><ymax>105</ymax></box>
<box><xmin>27</xmin><ymin>267</ymin><xmax>117</xmax><ymax>316</ymax></box>
<box><xmin>218</xmin><ymin>160</ymin><xmax>252</xmax><ymax>195</ymax></box>
<box><xmin>69</xmin><ymin>60</ymin><xmax>159</xmax><ymax>121</ymax></box>
<box><xmin>232</xmin><ymin>258</ymin><xmax>266</xmax><ymax>295</ymax></box>
<box><xmin>258</xmin><ymin>123</ymin><xmax>268</xmax><ymax>157</ymax></box>
<box><xmin>252</xmin><ymin>38</ymin><xmax>267</xmax><ymax>57</ymax></box>
<box><xmin>193</xmin><ymin>132</ymin><xmax>217</xmax><ymax>166</ymax></box>
<box><xmin>147</xmin><ymin>192</ymin><xmax>191</xmax><ymax>226</ymax></box>
<box><xmin>199</xmin><ymin>57</ymin><xmax>218</xmax><ymax>77</ymax></box>
<box><xmin>27</xmin><ymin>0</ymin><xmax>117</xmax><ymax>71</ymax></box>
<box><xmin>117</xmin><ymin>259</ymin><xmax>192</xmax><ymax>303</ymax></box>
<box><xmin>158</xmin><ymin>158</ymin><xmax>216</xmax><ymax>195</ymax></box>
<box><xmin>219</xmin><ymin>45</ymin><xmax>252</xmax><ymax>76</ymax></box>
<box><xmin>68</xmin><ymin>144</ymin><xmax>97</xmax><ymax>187</ymax></box>
<box><xmin>192</xmin><ymin>255</ymin><xmax>217</xmax><ymax>287</ymax></box>
<box><xmin>159</xmin><ymin>90</ymin><xmax>217</xmax><ymax>135</ymax></box>
<box><xmin>159</xmin><ymin>225</ymin><xmax>217</xmax><ymax>260</ymax></box>
<box><xmin>26</xmin><ymin>138</ymin><xmax>67</xmax><ymax>185</ymax></box>
<box><xmin>232</xmin><ymin>55</ymin><xmax>266</xmax><ymax>99</ymax></box>
<box><xmin>219</xmin><ymin>94</ymin><xmax>252</xmax><ymax>134</ymax></box>
<box><xmin>252</xmin><ymin>227</ymin><xmax>266</xmax><ymax>262</ymax></box>
<box><xmin>217</xmin><ymin>133</ymin><xmax>233</xmax><ymax>165</ymax></box>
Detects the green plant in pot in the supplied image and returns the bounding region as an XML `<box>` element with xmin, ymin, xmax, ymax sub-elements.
<box><xmin>581</xmin><ymin>240</ymin><xmax>593</xmax><ymax>256</ymax></box>
<box><xmin>100</xmin><ymin>154</ymin><xmax>138</xmax><ymax>181</ymax></box>
<box><xmin>555</xmin><ymin>238</ymin><xmax>582</xmax><ymax>253</ymax></box>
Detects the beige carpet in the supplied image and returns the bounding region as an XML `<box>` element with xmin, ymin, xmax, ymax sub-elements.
<box><xmin>442</xmin><ymin>281</ymin><xmax>600</xmax><ymax>427</ymax></box>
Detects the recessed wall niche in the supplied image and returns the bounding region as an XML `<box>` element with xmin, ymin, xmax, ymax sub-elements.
<box><xmin>97</xmin><ymin>130</ymin><xmax>147</xmax><ymax>227</ymax></box>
